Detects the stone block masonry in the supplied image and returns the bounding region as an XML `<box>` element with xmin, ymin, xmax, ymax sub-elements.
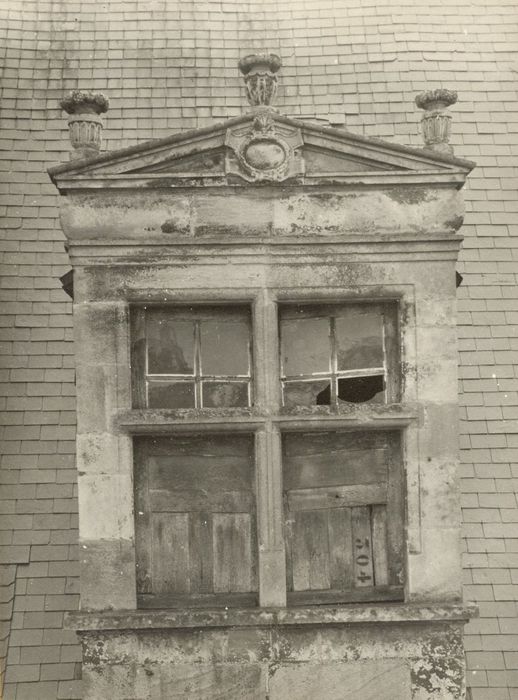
<box><xmin>1</xmin><ymin>0</ymin><xmax>517</xmax><ymax>698</ymax></box>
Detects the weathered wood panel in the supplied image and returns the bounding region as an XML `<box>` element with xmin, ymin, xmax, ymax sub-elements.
<box><xmin>327</xmin><ymin>506</ymin><xmax>353</xmax><ymax>590</ymax></box>
<box><xmin>287</xmin><ymin>483</ymin><xmax>386</xmax><ymax>511</ymax></box>
<box><xmin>291</xmin><ymin>510</ymin><xmax>330</xmax><ymax>591</ymax></box>
<box><xmin>150</xmin><ymin>489</ymin><xmax>253</xmax><ymax>513</ymax></box>
<box><xmin>352</xmin><ymin>506</ymin><xmax>374</xmax><ymax>588</ymax></box>
<box><xmin>189</xmin><ymin>512</ymin><xmax>213</xmax><ymax>593</ymax></box>
<box><xmin>134</xmin><ymin>434</ymin><xmax>257</xmax><ymax>603</ymax></box>
<box><xmin>213</xmin><ymin>513</ymin><xmax>253</xmax><ymax>593</ymax></box>
<box><xmin>372</xmin><ymin>504</ymin><xmax>389</xmax><ymax>586</ymax></box>
<box><xmin>152</xmin><ymin>513</ymin><xmax>190</xmax><ymax>594</ymax></box>
<box><xmin>283</xmin><ymin>431</ymin><xmax>399</xmax><ymax>599</ymax></box>
<box><xmin>283</xmin><ymin>432</ymin><xmax>388</xmax><ymax>490</ymax></box>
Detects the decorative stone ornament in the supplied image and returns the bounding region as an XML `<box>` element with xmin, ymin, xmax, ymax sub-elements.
<box><xmin>225</xmin><ymin>110</ymin><xmax>304</xmax><ymax>183</ymax></box>
<box><xmin>60</xmin><ymin>90</ymin><xmax>109</xmax><ymax>160</ymax></box>
<box><xmin>238</xmin><ymin>53</ymin><xmax>282</xmax><ymax>108</ymax></box>
<box><xmin>415</xmin><ymin>88</ymin><xmax>458</xmax><ymax>155</ymax></box>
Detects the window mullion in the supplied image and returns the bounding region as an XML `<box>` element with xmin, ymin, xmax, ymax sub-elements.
<box><xmin>194</xmin><ymin>320</ymin><xmax>202</xmax><ymax>408</ymax></box>
<box><xmin>253</xmin><ymin>290</ymin><xmax>286</xmax><ymax>607</ymax></box>
<box><xmin>329</xmin><ymin>316</ymin><xmax>338</xmax><ymax>405</ymax></box>
<box><xmin>130</xmin><ymin>306</ymin><xmax>148</xmax><ymax>409</ymax></box>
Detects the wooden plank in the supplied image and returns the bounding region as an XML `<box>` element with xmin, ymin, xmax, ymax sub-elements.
<box><xmin>189</xmin><ymin>512</ymin><xmax>213</xmax><ymax>594</ymax></box>
<box><xmin>138</xmin><ymin>592</ymin><xmax>258</xmax><ymax>609</ymax></box>
<box><xmin>213</xmin><ymin>513</ymin><xmax>253</xmax><ymax>593</ymax></box>
<box><xmin>130</xmin><ymin>307</ymin><xmax>147</xmax><ymax>409</ymax></box>
<box><xmin>147</xmin><ymin>434</ymin><xmax>254</xmax><ymax>493</ymax></box>
<box><xmin>372</xmin><ymin>505</ymin><xmax>389</xmax><ymax>586</ymax></box>
<box><xmin>352</xmin><ymin>506</ymin><xmax>374</xmax><ymax>588</ymax></box>
<box><xmin>386</xmin><ymin>438</ymin><xmax>405</xmax><ymax>587</ymax></box>
<box><xmin>327</xmin><ymin>507</ymin><xmax>354</xmax><ymax>590</ymax></box>
<box><xmin>284</xmin><ymin>447</ymin><xmax>387</xmax><ymax>489</ymax></box>
<box><xmin>283</xmin><ymin>433</ymin><xmax>388</xmax><ymax>490</ymax></box>
<box><xmin>287</xmin><ymin>584</ymin><xmax>404</xmax><ymax>606</ymax></box>
<box><xmin>133</xmin><ymin>439</ymin><xmax>152</xmax><ymax>594</ymax></box>
<box><xmin>288</xmin><ymin>483</ymin><xmax>387</xmax><ymax>511</ymax></box>
<box><xmin>291</xmin><ymin>510</ymin><xmax>330</xmax><ymax>591</ymax></box>
<box><xmin>150</xmin><ymin>489</ymin><xmax>254</xmax><ymax>513</ymax></box>
<box><xmin>151</xmin><ymin>513</ymin><xmax>190</xmax><ymax>594</ymax></box>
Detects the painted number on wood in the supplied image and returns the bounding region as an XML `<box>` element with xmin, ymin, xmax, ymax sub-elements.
<box><xmin>352</xmin><ymin>507</ymin><xmax>374</xmax><ymax>587</ymax></box>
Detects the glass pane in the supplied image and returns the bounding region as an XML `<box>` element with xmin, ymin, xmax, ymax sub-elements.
<box><xmin>147</xmin><ymin>315</ymin><xmax>194</xmax><ymax>374</ymax></box>
<box><xmin>337</xmin><ymin>375</ymin><xmax>385</xmax><ymax>404</ymax></box>
<box><xmin>148</xmin><ymin>381</ymin><xmax>195</xmax><ymax>408</ymax></box>
<box><xmin>200</xmin><ymin>319</ymin><xmax>250</xmax><ymax>375</ymax></box>
<box><xmin>281</xmin><ymin>317</ymin><xmax>330</xmax><ymax>376</ymax></box>
<box><xmin>283</xmin><ymin>379</ymin><xmax>331</xmax><ymax>407</ymax></box>
<box><xmin>336</xmin><ymin>310</ymin><xmax>384</xmax><ymax>371</ymax></box>
<box><xmin>202</xmin><ymin>381</ymin><xmax>249</xmax><ymax>408</ymax></box>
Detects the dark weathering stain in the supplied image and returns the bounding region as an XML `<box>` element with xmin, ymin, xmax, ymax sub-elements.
<box><xmin>387</xmin><ymin>186</ymin><xmax>427</xmax><ymax>205</ymax></box>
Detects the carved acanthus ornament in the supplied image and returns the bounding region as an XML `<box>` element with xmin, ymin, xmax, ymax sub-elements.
<box><xmin>415</xmin><ymin>88</ymin><xmax>458</xmax><ymax>155</ymax></box>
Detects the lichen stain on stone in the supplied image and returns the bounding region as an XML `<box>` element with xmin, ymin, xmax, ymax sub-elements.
<box><xmin>411</xmin><ymin>633</ymin><xmax>464</xmax><ymax>698</ymax></box>
<box><xmin>83</xmin><ymin>638</ymin><xmax>107</xmax><ymax>667</ymax></box>
<box><xmin>387</xmin><ymin>186</ymin><xmax>428</xmax><ymax>206</ymax></box>
<box><xmin>271</xmin><ymin>634</ymin><xmax>292</xmax><ymax>663</ymax></box>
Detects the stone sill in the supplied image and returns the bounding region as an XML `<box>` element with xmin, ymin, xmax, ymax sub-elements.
<box><xmin>65</xmin><ymin>602</ymin><xmax>478</xmax><ymax>632</ymax></box>
<box><xmin>116</xmin><ymin>403</ymin><xmax>419</xmax><ymax>434</ymax></box>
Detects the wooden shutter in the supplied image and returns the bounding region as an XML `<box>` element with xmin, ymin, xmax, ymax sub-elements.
<box><xmin>283</xmin><ymin>431</ymin><xmax>404</xmax><ymax>605</ymax></box>
<box><xmin>135</xmin><ymin>434</ymin><xmax>257</xmax><ymax>608</ymax></box>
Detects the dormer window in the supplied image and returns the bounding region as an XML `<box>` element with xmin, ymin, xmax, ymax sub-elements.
<box><xmin>131</xmin><ymin>299</ymin><xmax>404</xmax><ymax>609</ymax></box>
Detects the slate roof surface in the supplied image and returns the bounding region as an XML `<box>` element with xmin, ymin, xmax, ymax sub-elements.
<box><xmin>1</xmin><ymin>1</ymin><xmax>517</xmax><ymax>698</ymax></box>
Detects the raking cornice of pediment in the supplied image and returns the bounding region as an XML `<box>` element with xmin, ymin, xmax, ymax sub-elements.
<box><xmin>48</xmin><ymin>110</ymin><xmax>475</xmax><ymax>192</ymax></box>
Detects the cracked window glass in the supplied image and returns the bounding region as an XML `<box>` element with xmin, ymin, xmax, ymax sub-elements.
<box><xmin>280</xmin><ymin>304</ymin><xmax>395</xmax><ymax>408</ymax></box>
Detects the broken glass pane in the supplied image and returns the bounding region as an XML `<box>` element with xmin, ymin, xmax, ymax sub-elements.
<box><xmin>337</xmin><ymin>375</ymin><xmax>385</xmax><ymax>404</ymax></box>
<box><xmin>282</xmin><ymin>317</ymin><xmax>330</xmax><ymax>376</ymax></box>
<box><xmin>283</xmin><ymin>380</ymin><xmax>331</xmax><ymax>407</ymax></box>
<box><xmin>148</xmin><ymin>381</ymin><xmax>195</xmax><ymax>409</ymax></box>
<box><xmin>200</xmin><ymin>319</ymin><xmax>249</xmax><ymax>376</ymax></box>
<box><xmin>202</xmin><ymin>381</ymin><xmax>249</xmax><ymax>408</ymax></box>
<box><xmin>147</xmin><ymin>316</ymin><xmax>195</xmax><ymax>375</ymax></box>
<box><xmin>336</xmin><ymin>310</ymin><xmax>384</xmax><ymax>371</ymax></box>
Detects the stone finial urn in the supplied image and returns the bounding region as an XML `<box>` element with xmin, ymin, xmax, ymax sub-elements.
<box><xmin>60</xmin><ymin>90</ymin><xmax>109</xmax><ymax>160</ymax></box>
<box><xmin>238</xmin><ymin>53</ymin><xmax>282</xmax><ymax>109</ymax></box>
<box><xmin>415</xmin><ymin>88</ymin><xmax>457</xmax><ymax>155</ymax></box>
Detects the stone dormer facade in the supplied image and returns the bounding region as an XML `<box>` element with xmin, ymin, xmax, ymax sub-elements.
<box><xmin>48</xmin><ymin>56</ymin><xmax>475</xmax><ymax>699</ymax></box>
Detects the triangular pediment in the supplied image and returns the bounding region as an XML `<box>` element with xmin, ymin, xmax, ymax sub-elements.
<box><xmin>48</xmin><ymin>111</ymin><xmax>475</xmax><ymax>190</ymax></box>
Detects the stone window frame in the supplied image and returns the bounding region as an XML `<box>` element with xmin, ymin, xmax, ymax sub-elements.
<box><xmin>122</xmin><ymin>286</ymin><xmax>418</xmax><ymax>609</ymax></box>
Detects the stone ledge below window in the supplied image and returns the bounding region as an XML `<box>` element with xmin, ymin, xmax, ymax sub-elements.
<box><xmin>65</xmin><ymin>602</ymin><xmax>478</xmax><ymax>632</ymax></box>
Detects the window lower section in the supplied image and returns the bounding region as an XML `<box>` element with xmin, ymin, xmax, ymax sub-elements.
<box><xmin>134</xmin><ymin>434</ymin><xmax>258</xmax><ymax>609</ymax></box>
<box><xmin>283</xmin><ymin>430</ymin><xmax>404</xmax><ymax>605</ymax></box>
<box><xmin>134</xmin><ymin>429</ymin><xmax>404</xmax><ymax>609</ymax></box>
